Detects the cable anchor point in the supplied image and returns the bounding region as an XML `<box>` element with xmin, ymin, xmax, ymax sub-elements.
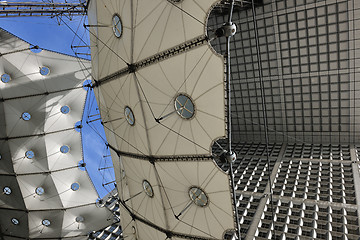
<box><xmin>215</xmin><ymin>22</ymin><xmax>237</xmax><ymax>38</ymax></box>
<box><xmin>219</xmin><ymin>150</ymin><xmax>237</xmax><ymax>163</ymax></box>
<box><xmin>226</xmin><ymin>151</ymin><xmax>237</xmax><ymax>163</ymax></box>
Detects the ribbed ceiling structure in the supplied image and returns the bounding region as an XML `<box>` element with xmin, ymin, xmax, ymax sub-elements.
<box><xmin>0</xmin><ymin>29</ymin><xmax>112</xmax><ymax>239</ymax></box>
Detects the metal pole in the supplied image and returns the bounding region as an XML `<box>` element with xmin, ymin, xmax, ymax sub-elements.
<box><xmin>229</xmin><ymin>160</ymin><xmax>241</xmax><ymax>239</ymax></box>
<box><xmin>224</xmin><ymin>0</ymin><xmax>241</xmax><ymax>239</ymax></box>
<box><xmin>226</xmin><ymin>36</ymin><xmax>232</xmax><ymax>153</ymax></box>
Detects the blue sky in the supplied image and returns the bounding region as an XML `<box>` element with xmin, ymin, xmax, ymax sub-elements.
<box><xmin>0</xmin><ymin>12</ymin><xmax>115</xmax><ymax>198</ymax></box>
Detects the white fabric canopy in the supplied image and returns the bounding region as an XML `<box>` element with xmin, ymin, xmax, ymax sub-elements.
<box><xmin>88</xmin><ymin>0</ymin><xmax>216</xmax><ymax>79</ymax></box>
<box><xmin>89</xmin><ymin>0</ymin><xmax>226</xmax><ymax>157</ymax></box>
<box><xmin>89</xmin><ymin>0</ymin><xmax>235</xmax><ymax>239</ymax></box>
<box><xmin>117</xmin><ymin>156</ymin><xmax>234</xmax><ymax>239</ymax></box>
<box><xmin>0</xmin><ymin>29</ymin><xmax>111</xmax><ymax>239</ymax></box>
<box><xmin>136</xmin><ymin>45</ymin><xmax>225</xmax><ymax>156</ymax></box>
<box><xmin>156</xmin><ymin>160</ymin><xmax>234</xmax><ymax>238</ymax></box>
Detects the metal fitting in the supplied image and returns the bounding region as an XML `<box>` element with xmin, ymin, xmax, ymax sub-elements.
<box><xmin>226</xmin><ymin>151</ymin><xmax>237</xmax><ymax>163</ymax></box>
<box><xmin>222</xmin><ymin>23</ymin><xmax>237</xmax><ymax>37</ymax></box>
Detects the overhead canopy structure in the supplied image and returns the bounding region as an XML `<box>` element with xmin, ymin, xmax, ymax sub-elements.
<box><xmin>88</xmin><ymin>0</ymin><xmax>235</xmax><ymax>239</ymax></box>
<box><xmin>0</xmin><ymin>29</ymin><xmax>112</xmax><ymax>239</ymax></box>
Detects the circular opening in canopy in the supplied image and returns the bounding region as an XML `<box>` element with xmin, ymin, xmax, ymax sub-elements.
<box><xmin>142</xmin><ymin>180</ymin><xmax>154</xmax><ymax>198</ymax></box>
<box><xmin>1</xmin><ymin>73</ymin><xmax>11</xmax><ymax>83</ymax></box>
<box><xmin>60</xmin><ymin>145</ymin><xmax>70</xmax><ymax>154</ymax></box>
<box><xmin>42</xmin><ymin>219</ymin><xmax>51</xmax><ymax>227</ymax></box>
<box><xmin>71</xmin><ymin>183</ymin><xmax>80</xmax><ymax>191</ymax></box>
<box><xmin>11</xmin><ymin>218</ymin><xmax>19</xmax><ymax>225</ymax></box>
<box><xmin>189</xmin><ymin>186</ymin><xmax>208</xmax><ymax>207</ymax></box>
<box><xmin>35</xmin><ymin>187</ymin><xmax>44</xmax><ymax>196</ymax></box>
<box><xmin>124</xmin><ymin>106</ymin><xmax>135</xmax><ymax>126</ymax></box>
<box><xmin>60</xmin><ymin>105</ymin><xmax>70</xmax><ymax>114</ymax></box>
<box><xmin>25</xmin><ymin>150</ymin><xmax>35</xmax><ymax>159</ymax></box>
<box><xmin>39</xmin><ymin>66</ymin><xmax>50</xmax><ymax>76</ymax></box>
<box><xmin>112</xmin><ymin>14</ymin><xmax>123</xmax><ymax>38</ymax></box>
<box><xmin>75</xmin><ymin>216</ymin><xmax>84</xmax><ymax>223</ymax></box>
<box><xmin>175</xmin><ymin>94</ymin><xmax>195</xmax><ymax>119</ymax></box>
<box><xmin>3</xmin><ymin>186</ymin><xmax>11</xmax><ymax>195</ymax></box>
<box><xmin>22</xmin><ymin>112</ymin><xmax>31</xmax><ymax>121</ymax></box>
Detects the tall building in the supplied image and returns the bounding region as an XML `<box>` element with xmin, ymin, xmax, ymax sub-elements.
<box><xmin>209</xmin><ymin>0</ymin><xmax>360</xmax><ymax>239</ymax></box>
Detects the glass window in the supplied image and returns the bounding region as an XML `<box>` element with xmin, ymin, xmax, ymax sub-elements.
<box><xmin>100</xmin><ymin>232</ymin><xmax>109</xmax><ymax>240</ymax></box>
<box><xmin>25</xmin><ymin>150</ymin><xmax>35</xmax><ymax>159</ymax></box>
<box><xmin>124</xmin><ymin>106</ymin><xmax>135</xmax><ymax>126</ymax></box>
<box><xmin>189</xmin><ymin>186</ymin><xmax>208</xmax><ymax>207</ymax></box>
<box><xmin>3</xmin><ymin>186</ymin><xmax>11</xmax><ymax>195</ymax></box>
<box><xmin>109</xmin><ymin>235</ymin><xmax>117</xmax><ymax>240</ymax></box>
<box><xmin>1</xmin><ymin>73</ymin><xmax>11</xmax><ymax>83</ymax></box>
<box><xmin>114</xmin><ymin>228</ymin><xmax>122</xmax><ymax>235</ymax></box>
<box><xmin>35</xmin><ymin>187</ymin><xmax>45</xmax><ymax>195</ymax></box>
<box><xmin>142</xmin><ymin>180</ymin><xmax>154</xmax><ymax>197</ymax></box>
<box><xmin>39</xmin><ymin>66</ymin><xmax>50</xmax><ymax>76</ymax></box>
<box><xmin>60</xmin><ymin>145</ymin><xmax>70</xmax><ymax>154</ymax></box>
<box><xmin>112</xmin><ymin>205</ymin><xmax>119</xmax><ymax>212</ymax></box>
<box><xmin>175</xmin><ymin>94</ymin><xmax>195</xmax><ymax>119</ymax></box>
<box><xmin>71</xmin><ymin>182</ymin><xmax>80</xmax><ymax>191</ymax></box>
<box><xmin>112</xmin><ymin>14</ymin><xmax>123</xmax><ymax>38</ymax></box>
<box><xmin>22</xmin><ymin>112</ymin><xmax>31</xmax><ymax>121</ymax></box>
<box><xmin>42</xmin><ymin>219</ymin><xmax>51</xmax><ymax>227</ymax></box>
<box><xmin>60</xmin><ymin>105</ymin><xmax>70</xmax><ymax>114</ymax></box>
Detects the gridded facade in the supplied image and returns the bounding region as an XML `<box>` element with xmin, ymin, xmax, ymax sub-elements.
<box><xmin>208</xmin><ymin>0</ymin><xmax>360</xmax><ymax>238</ymax></box>
<box><xmin>215</xmin><ymin>142</ymin><xmax>360</xmax><ymax>240</ymax></box>
<box><xmin>89</xmin><ymin>225</ymin><xmax>122</xmax><ymax>240</ymax></box>
<box><xmin>273</xmin><ymin>159</ymin><xmax>356</xmax><ymax>204</ymax></box>
<box><xmin>257</xmin><ymin>199</ymin><xmax>359</xmax><ymax>239</ymax></box>
<box><xmin>88</xmin><ymin>191</ymin><xmax>123</xmax><ymax>240</ymax></box>
<box><xmin>208</xmin><ymin>0</ymin><xmax>360</xmax><ymax>144</ymax></box>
